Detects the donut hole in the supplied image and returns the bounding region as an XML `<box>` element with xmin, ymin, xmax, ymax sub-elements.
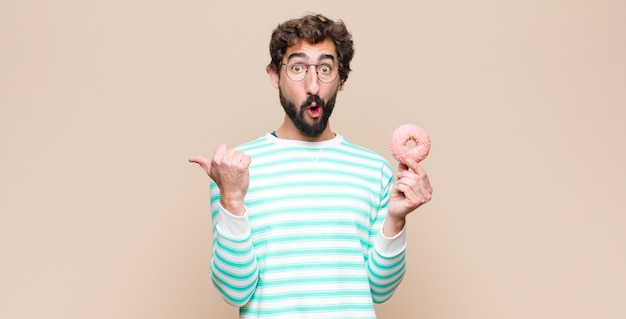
<box><xmin>405</xmin><ymin>139</ymin><xmax>417</xmax><ymax>149</ymax></box>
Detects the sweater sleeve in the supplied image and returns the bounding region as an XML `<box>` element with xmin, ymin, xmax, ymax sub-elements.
<box><xmin>210</xmin><ymin>199</ymin><xmax>259</xmax><ymax>306</ymax></box>
<box><xmin>366</xmin><ymin>166</ymin><xmax>407</xmax><ymax>303</ymax></box>
<box><xmin>368</xmin><ymin>224</ymin><xmax>407</xmax><ymax>303</ymax></box>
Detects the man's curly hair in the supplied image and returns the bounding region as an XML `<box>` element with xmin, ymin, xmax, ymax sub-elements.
<box><xmin>267</xmin><ymin>14</ymin><xmax>355</xmax><ymax>87</ymax></box>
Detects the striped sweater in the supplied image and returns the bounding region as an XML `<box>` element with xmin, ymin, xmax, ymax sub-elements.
<box><xmin>209</xmin><ymin>133</ymin><xmax>407</xmax><ymax>319</ymax></box>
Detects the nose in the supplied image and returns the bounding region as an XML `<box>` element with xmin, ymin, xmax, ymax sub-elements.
<box><xmin>304</xmin><ymin>65</ymin><xmax>320</xmax><ymax>96</ymax></box>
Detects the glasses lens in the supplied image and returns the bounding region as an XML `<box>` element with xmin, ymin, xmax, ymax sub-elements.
<box><xmin>284</xmin><ymin>63</ymin><xmax>338</xmax><ymax>83</ymax></box>
<box><xmin>317</xmin><ymin>64</ymin><xmax>337</xmax><ymax>83</ymax></box>
<box><xmin>286</xmin><ymin>63</ymin><xmax>307</xmax><ymax>81</ymax></box>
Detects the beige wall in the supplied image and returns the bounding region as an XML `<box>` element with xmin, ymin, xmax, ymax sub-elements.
<box><xmin>1</xmin><ymin>1</ymin><xmax>625</xmax><ymax>318</ymax></box>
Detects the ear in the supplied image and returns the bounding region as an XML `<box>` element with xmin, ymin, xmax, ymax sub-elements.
<box><xmin>268</xmin><ymin>66</ymin><xmax>280</xmax><ymax>89</ymax></box>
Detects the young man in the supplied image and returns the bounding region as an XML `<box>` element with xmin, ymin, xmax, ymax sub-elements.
<box><xmin>189</xmin><ymin>14</ymin><xmax>433</xmax><ymax>319</ymax></box>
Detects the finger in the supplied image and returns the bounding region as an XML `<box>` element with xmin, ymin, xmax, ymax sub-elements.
<box><xmin>400</xmin><ymin>160</ymin><xmax>433</xmax><ymax>193</ymax></box>
<box><xmin>394</xmin><ymin>178</ymin><xmax>421</xmax><ymax>197</ymax></box>
<box><xmin>188</xmin><ymin>155</ymin><xmax>211</xmax><ymax>174</ymax></box>
<box><xmin>241</xmin><ymin>153</ymin><xmax>252</xmax><ymax>167</ymax></box>
<box><xmin>397</xmin><ymin>161</ymin><xmax>409</xmax><ymax>172</ymax></box>
<box><xmin>413</xmin><ymin>164</ymin><xmax>433</xmax><ymax>194</ymax></box>
<box><xmin>403</xmin><ymin>158</ymin><xmax>420</xmax><ymax>173</ymax></box>
<box><xmin>393</xmin><ymin>182</ymin><xmax>423</xmax><ymax>208</ymax></box>
<box><xmin>395</xmin><ymin>164</ymin><xmax>419</xmax><ymax>182</ymax></box>
<box><xmin>225</xmin><ymin>147</ymin><xmax>243</xmax><ymax>162</ymax></box>
<box><xmin>218</xmin><ymin>146</ymin><xmax>251</xmax><ymax>167</ymax></box>
<box><xmin>212</xmin><ymin>144</ymin><xmax>228</xmax><ymax>161</ymax></box>
<box><xmin>228</xmin><ymin>151</ymin><xmax>251</xmax><ymax>172</ymax></box>
<box><xmin>413</xmin><ymin>171</ymin><xmax>433</xmax><ymax>203</ymax></box>
<box><xmin>396</xmin><ymin>166</ymin><xmax>433</xmax><ymax>203</ymax></box>
<box><xmin>395</xmin><ymin>161</ymin><xmax>409</xmax><ymax>181</ymax></box>
<box><xmin>210</xmin><ymin>144</ymin><xmax>230</xmax><ymax>171</ymax></box>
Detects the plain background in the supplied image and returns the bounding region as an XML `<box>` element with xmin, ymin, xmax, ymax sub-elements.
<box><xmin>1</xmin><ymin>0</ymin><xmax>625</xmax><ymax>318</ymax></box>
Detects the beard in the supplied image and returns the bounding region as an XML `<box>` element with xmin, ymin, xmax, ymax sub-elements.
<box><xmin>279</xmin><ymin>89</ymin><xmax>337</xmax><ymax>138</ymax></box>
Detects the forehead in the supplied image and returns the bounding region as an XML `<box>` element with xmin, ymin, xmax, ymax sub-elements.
<box><xmin>285</xmin><ymin>38</ymin><xmax>337</xmax><ymax>62</ymax></box>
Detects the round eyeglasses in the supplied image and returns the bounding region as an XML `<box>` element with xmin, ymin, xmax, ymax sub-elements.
<box><xmin>282</xmin><ymin>62</ymin><xmax>339</xmax><ymax>83</ymax></box>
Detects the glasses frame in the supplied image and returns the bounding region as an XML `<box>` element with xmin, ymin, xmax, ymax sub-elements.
<box><xmin>282</xmin><ymin>62</ymin><xmax>339</xmax><ymax>84</ymax></box>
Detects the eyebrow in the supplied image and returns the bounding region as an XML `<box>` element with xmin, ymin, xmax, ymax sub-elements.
<box><xmin>286</xmin><ymin>52</ymin><xmax>336</xmax><ymax>62</ymax></box>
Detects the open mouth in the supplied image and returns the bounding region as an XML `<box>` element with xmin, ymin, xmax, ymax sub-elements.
<box><xmin>307</xmin><ymin>105</ymin><xmax>322</xmax><ymax>117</ymax></box>
<box><xmin>302</xmin><ymin>95</ymin><xmax>324</xmax><ymax>119</ymax></box>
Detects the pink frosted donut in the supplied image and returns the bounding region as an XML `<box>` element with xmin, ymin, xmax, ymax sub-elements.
<box><xmin>390</xmin><ymin>124</ymin><xmax>431</xmax><ymax>164</ymax></box>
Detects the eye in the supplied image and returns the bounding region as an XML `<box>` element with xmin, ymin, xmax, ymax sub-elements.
<box><xmin>318</xmin><ymin>64</ymin><xmax>332</xmax><ymax>74</ymax></box>
<box><xmin>290</xmin><ymin>63</ymin><xmax>306</xmax><ymax>73</ymax></box>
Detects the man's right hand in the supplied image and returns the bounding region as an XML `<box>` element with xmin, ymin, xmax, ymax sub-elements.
<box><xmin>188</xmin><ymin>144</ymin><xmax>251</xmax><ymax>216</ymax></box>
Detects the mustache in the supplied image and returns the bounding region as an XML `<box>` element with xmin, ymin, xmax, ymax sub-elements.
<box><xmin>303</xmin><ymin>95</ymin><xmax>324</xmax><ymax>108</ymax></box>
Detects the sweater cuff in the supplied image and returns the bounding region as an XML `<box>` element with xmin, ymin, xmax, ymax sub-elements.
<box><xmin>215</xmin><ymin>202</ymin><xmax>251</xmax><ymax>239</ymax></box>
<box><xmin>374</xmin><ymin>221</ymin><xmax>407</xmax><ymax>258</ymax></box>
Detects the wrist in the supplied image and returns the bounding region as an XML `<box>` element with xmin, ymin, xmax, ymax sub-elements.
<box><xmin>382</xmin><ymin>215</ymin><xmax>406</xmax><ymax>237</ymax></box>
<box><xmin>220</xmin><ymin>198</ymin><xmax>245</xmax><ymax>216</ymax></box>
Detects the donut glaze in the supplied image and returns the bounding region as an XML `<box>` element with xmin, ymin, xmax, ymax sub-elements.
<box><xmin>390</xmin><ymin>124</ymin><xmax>431</xmax><ymax>164</ymax></box>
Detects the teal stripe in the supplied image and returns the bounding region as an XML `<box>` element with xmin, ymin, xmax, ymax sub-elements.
<box><xmin>250</xmin><ymin>168</ymin><xmax>381</xmax><ymax>184</ymax></box>
<box><xmin>216</xmin><ymin>230</ymin><xmax>252</xmax><ymax>244</ymax></box>
<box><xmin>252</xmin><ymin>219</ymin><xmax>370</xmax><ymax>234</ymax></box>
<box><xmin>370</xmin><ymin>252</ymin><xmax>406</xmax><ymax>270</ymax></box>
<box><xmin>215</xmin><ymin>238</ymin><xmax>254</xmax><ymax>255</ymax></box>
<box><xmin>212</xmin><ymin>261</ymin><xmax>257</xmax><ymax>281</ymax></box>
<box><xmin>370</xmin><ymin>273</ymin><xmax>404</xmax><ymax>291</ymax></box>
<box><xmin>251</xmin><ymin>233</ymin><xmax>360</xmax><ymax>247</ymax></box>
<box><xmin>246</xmin><ymin>206</ymin><xmax>376</xmax><ymax>222</ymax></box>
<box><xmin>212</xmin><ymin>277</ymin><xmax>256</xmax><ymax>305</ymax></box>
<box><xmin>256</xmin><ymin>247</ymin><xmax>364</xmax><ymax>262</ymax></box>
<box><xmin>251</xmin><ymin>154</ymin><xmax>383</xmax><ymax>171</ymax></box>
<box><xmin>255</xmin><ymin>275</ymin><xmax>367</xmax><ymax>287</ymax></box>
<box><xmin>262</xmin><ymin>261</ymin><xmax>366</xmax><ymax>273</ymax></box>
<box><xmin>211</xmin><ymin>268</ymin><xmax>257</xmax><ymax>291</ymax></box>
<box><xmin>246</xmin><ymin>205</ymin><xmax>375</xmax><ymax>221</ymax></box>
<box><xmin>248</xmin><ymin>179</ymin><xmax>374</xmax><ymax>193</ymax></box>
<box><xmin>240</xmin><ymin>303</ymin><xmax>375</xmax><ymax>316</ymax></box>
<box><xmin>247</xmin><ymin>191</ymin><xmax>375</xmax><ymax>202</ymax></box>
<box><xmin>368</xmin><ymin>262</ymin><xmax>406</xmax><ymax>282</ymax></box>
<box><xmin>250</xmin><ymin>289</ymin><xmax>372</xmax><ymax>301</ymax></box>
